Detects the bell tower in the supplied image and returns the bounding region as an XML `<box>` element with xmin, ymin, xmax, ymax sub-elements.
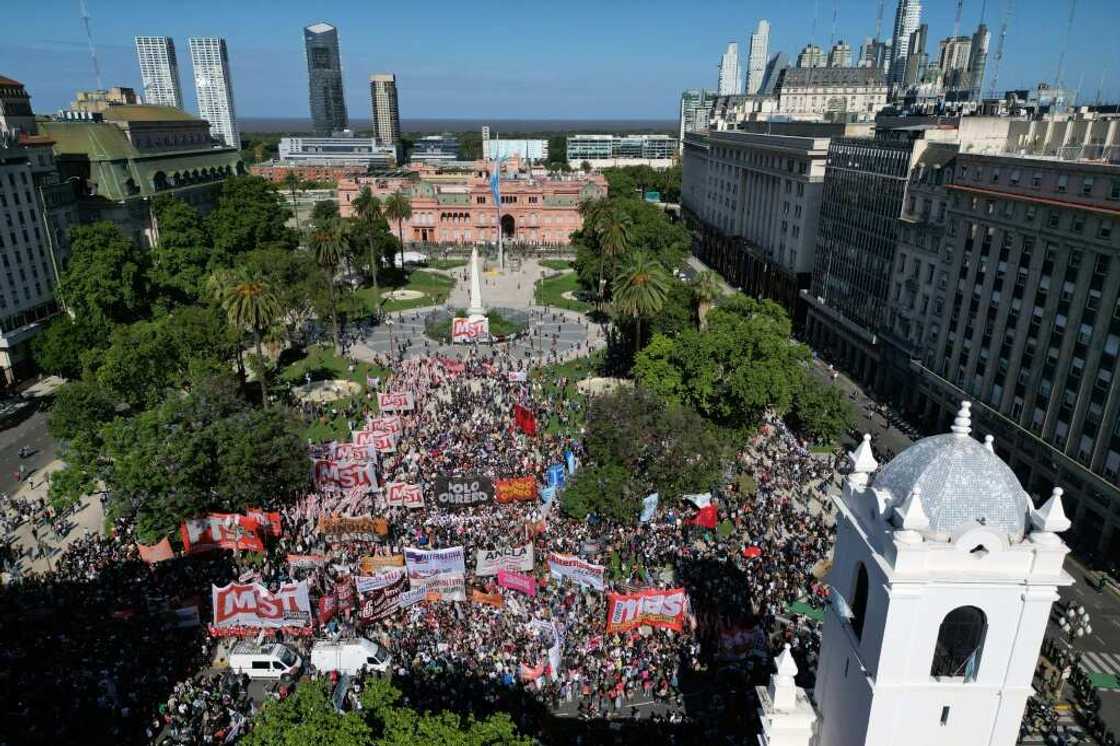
<box><xmin>813</xmin><ymin>403</ymin><xmax>1074</xmax><ymax>746</ymax></box>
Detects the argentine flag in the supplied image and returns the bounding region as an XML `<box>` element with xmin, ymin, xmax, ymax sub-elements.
<box><xmin>490</xmin><ymin>157</ymin><xmax>502</xmax><ymax>206</ymax></box>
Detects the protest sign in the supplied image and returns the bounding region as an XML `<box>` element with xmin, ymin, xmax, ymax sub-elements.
<box><xmin>367</xmin><ymin>415</ymin><xmax>402</xmax><ymax>434</ymax></box>
<box><xmin>359</xmin><ymin>554</ymin><xmax>405</xmax><ymax>573</ymax></box>
<box><xmin>385</xmin><ymin>482</ymin><xmax>424</xmax><ymax>509</ymax></box>
<box><xmin>181</xmin><ymin>514</ymin><xmax>265</xmax><ymax>554</ymax></box>
<box><xmin>471</xmin><ymin>590</ymin><xmax>504</xmax><ymax>608</ymax></box>
<box><xmin>287</xmin><ymin>554</ymin><xmax>327</xmax><ymax>570</ymax></box>
<box><xmin>640</xmin><ymin>493</ymin><xmax>660</xmax><ymax>523</ymax></box>
<box><xmin>210</xmin><ymin>580</ymin><xmax>311</xmax><ymax>629</ymax></box>
<box><xmin>398</xmin><ymin>587</ymin><xmax>428</xmax><ymax>608</ymax></box>
<box><xmin>410</xmin><ymin>572</ymin><xmax>465</xmax><ymax>601</ymax></box>
<box><xmin>432</xmin><ymin>475</ymin><xmax>494</xmax><ymax>509</ymax></box>
<box><xmin>377</xmin><ymin>391</ymin><xmax>415</xmax><ymax>412</ymax></box>
<box><xmin>312</xmin><ymin>460</ymin><xmax>377</xmax><ymax>493</ymax></box>
<box><xmin>545</xmin><ymin>464</ymin><xmax>566</xmax><ymax>488</ymax></box>
<box><xmin>357</xmin><ymin>569</ymin><xmax>407</xmax><ymax>622</ymax></box>
<box><xmin>137</xmin><ymin>537</ymin><xmax>174</xmax><ymax>564</ymax></box>
<box><xmin>245</xmin><ymin>509</ymin><xmax>282</xmax><ymax>537</ymax></box>
<box><xmin>318</xmin><ymin>594</ymin><xmax>338</xmax><ymax>625</ymax></box>
<box><xmin>548</xmin><ymin>552</ymin><xmax>606</xmax><ymax>591</ymax></box>
<box><xmin>512</xmin><ymin>404</ymin><xmax>537</xmax><ymax>436</ymax></box>
<box><xmin>404</xmin><ymin>546</ymin><xmax>466</xmax><ymax>577</ymax></box>
<box><xmin>605</xmin><ymin>588</ymin><xmax>688</xmax><ymax>633</ymax></box>
<box><xmin>317</xmin><ymin>515</ymin><xmax>388</xmax><ymax>542</ymax></box>
<box><xmin>497</xmin><ymin>570</ymin><xmax>537</xmax><ymax>596</ymax></box>
<box><xmin>355</xmin><ymin>568</ymin><xmax>406</xmax><ymax>594</ymax></box>
<box><xmin>495</xmin><ymin>476</ymin><xmax>538</xmax><ymax>504</ymax></box>
<box><xmin>507</xmin><ymin>370</ymin><xmax>528</xmax><ymax>382</ymax></box>
<box><xmin>333</xmin><ymin>443</ymin><xmax>375</xmax><ymax>463</ymax></box>
<box><xmin>352</xmin><ymin>428</ymin><xmax>397</xmax><ymax>453</ymax></box>
<box><xmin>335</xmin><ymin>576</ymin><xmax>356</xmax><ymax>611</ymax></box>
<box><xmin>475</xmin><ymin>545</ymin><xmax>535</xmax><ymax>576</ymax></box>
<box><xmin>451</xmin><ymin>317</ymin><xmax>489</xmax><ymax>343</ymax></box>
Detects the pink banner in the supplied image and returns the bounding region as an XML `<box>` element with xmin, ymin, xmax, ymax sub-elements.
<box><xmin>377</xmin><ymin>392</ymin><xmax>415</xmax><ymax>412</ymax></box>
<box><xmin>312</xmin><ymin>460</ymin><xmax>377</xmax><ymax>492</ymax></box>
<box><xmin>452</xmin><ymin>317</ymin><xmax>489</xmax><ymax>343</ymax></box>
<box><xmin>385</xmin><ymin>482</ymin><xmax>424</xmax><ymax>509</ymax></box>
<box><xmin>497</xmin><ymin>569</ymin><xmax>537</xmax><ymax>596</ymax></box>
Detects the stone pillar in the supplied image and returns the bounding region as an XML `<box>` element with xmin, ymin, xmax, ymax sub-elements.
<box><xmin>756</xmin><ymin>644</ymin><xmax>817</xmax><ymax>746</ymax></box>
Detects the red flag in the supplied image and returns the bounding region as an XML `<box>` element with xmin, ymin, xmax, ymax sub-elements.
<box><xmin>513</xmin><ymin>404</ymin><xmax>537</xmax><ymax>436</ymax></box>
<box><xmin>136</xmin><ymin>537</ymin><xmax>174</xmax><ymax>564</ymax></box>
<box><xmin>689</xmin><ymin>505</ymin><xmax>717</xmax><ymax>529</ymax></box>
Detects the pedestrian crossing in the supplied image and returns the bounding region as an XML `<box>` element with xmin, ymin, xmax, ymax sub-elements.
<box><xmin>1081</xmin><ymin>650</ymin><xmax>1120</xmax><ymax>691</ymax></box>
<box><xmin>1019</xmin><ymin>710</ymin><xmax>1085</xmax><ymax>745</ymax></box>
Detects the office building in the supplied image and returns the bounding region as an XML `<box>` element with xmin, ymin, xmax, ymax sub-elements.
<box><xmin>679</xmin><ymin>89</ymin><xmax>717</xmax><ymax>150</ymax></box>
<box><xmin>134</xmin><ymin>36</ymin><xmax>183</xmax><ymax>109</ymax></box>
<box><xmin>337</xmin><ymin>160</ymin><xmax>607</xmax><ymax>245</ymax></box>
<box><xmin>902</xmin><ymin>24</ymin><xmax>928</xmax><ymax>88</ymax></box>
<box><xmin>859</xmin><ymin>38</ymin><xmax>891</xmax><ymax>71</ymax></box>
<box><xmin>277</xmin><ymin>136</ymin><xmax>396</xmax><ymax>167</ymax></box>
<box><xmin>718</xmin><ymin>42</ymin><xmax>742</xmax><ymax>95</ymax></box>
<box><xmin>776</xmin><ymin>67</ymin><xmax>889</xmax><ymax>118</ymax></box>
<box><xmin>304</xmin><ymin>23</ymin><xmax>348</xmax><ymax>136</ymax></box>
<box><xmin>680</xmin><ymin>123</ymin><xmax>864</xmax><ymax>318</ymax></box>
<box><xmin>888</xmin><ymin>0</ymin><xmax>922</xmax><ymax>83</ymax></box>
<box><xmin>40</xmin><ymin>104</ymin><xmax>243</xmax><ymax>246</ymax></box>
<box><xmin>482</xmin><ymin>138</ymin><xmax>548</xmax><ymax>161</ymax></box>
<box><xmin>188</xmin><ymin>37</ymin><xmax>239</xmax><ymax>148</ymax></box>
<box><xmin>939</xmin><ymin>35</ymin><xmax>973</xmax><ymax>94</ymax></box>
<box><xmin>966</xmin><ymin>24</ymin><xmax>991</xmax><ymax>102</ymax></box>
<box><xmin>828</xmin><ymin>41</ymin><xmax>853</xmax><ymax>68</ymax></box>
<box><xmin>370</xmin><ymin>74</ymin><xmax>400</xmax><ymax>147</ymax></box>
<box><xmin>566</xmin><ymin>134</ymin><xmax>677</xmax><ymax>170</ymax></box>
<box><xmin>758</xmin><ymin>52</ymin><xmax>789</xmax><ymax>96</ymax></box>
<box><xmin>796</xmin><ymin>44</ymin><xmax>825</xmax><ymax>69</ymax></box>
<box><xmin>746</xmin><ymin>20</ymin><xmax>770</xmax><ymax>95</ymax></box>
<box><xmin>706</xmin><ymin>95</ymin><xmax>780</xmax><ymax>131</ymax></box>
<box><xmin>411</xmin><ymin>134</ymin><xmax>460</xmax><ymax>163</ymax></box>
<box><xmin>70</xmin><ymin>87</ymin><xmax>140</xmax><ymax>114</ymax></box>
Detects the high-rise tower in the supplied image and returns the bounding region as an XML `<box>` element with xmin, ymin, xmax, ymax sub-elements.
<box><xmin>966</xmin><ymin>24</ymin><xmax>991</xmax><ymax>101</ymax></box>
<box><xmin>746</xmin><ymin>21</ymin><xmax>770</xmax><ymax>94</ymax></box>
<box><xmin>888</xmin><ymin>0</ymin><xmax>922</xmax><ymax>83</ymax></box>
<box><xmin>188</xmin><ymin>37</ymin><xmax>239</xmax><ymax>148</ymax></box>
<box><xmin>304</xmin><ymin>22</ymin><xmax>348</xmax><ymax>136</ymax></box>
<box><xmin>717</xmin><ymin>42</ymin><xmax>742</xmax><ymax>95</ymax></box>
<box><xmin>369</xmin><ymin>74</ymin><xmax>400</xmax><ymax>147</ymax></box>
<box><xmin>134</xmin><ymin>36</ymin><xmax>183</xmax><ymax>109</ymax></box>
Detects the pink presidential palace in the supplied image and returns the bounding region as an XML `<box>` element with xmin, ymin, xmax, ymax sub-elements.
<box><xmin>337</xmin><ymin>157</ymin><xmax>607</xmax><ymax>245</ymax></box>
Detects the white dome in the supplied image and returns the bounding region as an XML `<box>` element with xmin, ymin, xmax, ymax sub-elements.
<box><xmin>871</xmin><ymin>405</ymin><xmax>1032</xmax><ymax>540</ymax></box>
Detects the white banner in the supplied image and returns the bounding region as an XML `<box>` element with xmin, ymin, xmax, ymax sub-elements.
<box><xmin>333</xmin><ymin>443</ymin><xmax>375</xmax><ymax>463</ymax></box>
<box><xmin>411</xmin><ymin>571</ymin><xmax>466</xmax><ymax>601</ymax></box>
<box><xmin>405</xmin><ymin>546</ymin><xmax>466</xmax><ymax>578</ymax></box>
<box><xmin>353</xmin><ymin>428</ymin><xmax>397</xmax><ymax>453</ymax></box>
<box><xmin>312</xmin><ymin>460</ymin><xmax>377</xmax><ymax>493</ymax></box>
<box><xmin>385</xmin><ymin>482</ymin><xmax>424</xmax><ymax>509</ymax></box>
<box><xmin>211</xmin><ymin>580</ymin><xmax>311</xmax><ymax>629</ymax></box>
<box><xmin>507</xmin><ymin>370</ymin><xmax>528</xmax><ymax>382</ymax></box>
<box><xmin>355</xmin><ymin>567</ymin><xmax>407</xmax><ymax>594</ymax></box>
<box><xmin>548</xmin><ymin>552</ymin><xmax>606</xmax><ymax>591</ymax></box>
<box><xmin>399</xmin><ymin>586</ymin><xmax>428</xmax><ymax>609</ymax></box>
<box><xmin>452</xmin><ymin>317</ymin><xmax>489</xmax><ymax>343</ymax></box>
<box><xmin>475</xmin><ymin>545</ymin><xmax>535</xmax><ymax>576</ymax></box>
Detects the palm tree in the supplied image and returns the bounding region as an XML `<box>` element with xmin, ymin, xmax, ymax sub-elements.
<box><xmin>310</xmin><ymin>218</ymin><xmax>346</xmax><ymax>350</ymax></box>
<box><xmin>613</xmin><ymin>251</ymin><xmax>670</xmax><ymax>356</ymax></box>
<box><xmin>691</xmin><ymin>270</ymin><xmax>724</xmax><ymax>331</ymax></box>
<box><xmin>382</xmin><ymin>190</ymin><xmax>412</xmax><ymax>266</ymax></box>
<box><xmin>596</xmin><ymin>206</ymin><xmax>633</xmax><ymax>303</ymax></box>
<box><xmin>281</xmin><ymin>171</ymin><xmax>304</xmax><ymax>235</ymax></box>
<box><xmin>352</xmin><ymin>186</ymin><xmax>383</xmax><ymax>291</ymax></box>
<box><xmin>217</xmin><ymin>269</ymin><xmax>281</xmax><ymax>405</ymax></box>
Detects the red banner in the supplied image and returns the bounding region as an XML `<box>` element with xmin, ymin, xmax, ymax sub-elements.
<box><xmin>439</xmin><ymin>357</ymin><xmax>466</xmax><ymax>376</ymax></box>
<box><xmin>180</xmin><ymin>514</ymin><xmax>265</xmax><ymax>555</ymax></box>
<box><xmin>689</xmin><ymin>504</ymin><xmax>717</xmax><ymax>529</ymax></box>
<box><xmin>136</xmin><ymin>537</ymin><xmax>174</xmax><ymax>563</ymax></box>
<box><xmin>377</xmin><ymin>391</ymin><xmax>415</xmax><ymax>412</ymax></box>
<box><xmin>335</xmin><ymin>576</ymin><xmax>356</xmax><ymax>612</ymax></box>
<box><xmin>312</xmin><ymin>460</ymin><xmax>377</xmax><ymax>492</ymax></box>
<box><xmin>495</xmin><ymin>476</ymin><xmax>538</xmax><ymax>504</ymax></box>
<box><xmin>605</xmin><ymin>588</ymin><xmax>688</xmax><ymax>633</ymax></box>
<box><xmin>512</xmin><ymin>404</ymin><xmax>537</xmax><ymax>436</ymax></box>
<box><xmin>211</xmin><ymin>581</ymin><xmax>312</xmax><ymax>629</ymax></box>
<box><xmin>452</xmin><ymin>317</ymin><xmax>489</xmax><ymax>343</ymax></box>
<box><xmin>318</xmin><ymin>594</ymin><xmax>338</xmax><ymax>624</ymax></box>
<box><xmin>245</xmin><ymin>509</ymin><xmax>282</xmax><ymax>537</ymax></box>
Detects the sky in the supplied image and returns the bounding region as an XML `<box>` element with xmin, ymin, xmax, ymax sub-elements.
<box><xmin>1</xmin><ymin>0</ymin><xmax>1118</xmax><ymax>122</ymax></box>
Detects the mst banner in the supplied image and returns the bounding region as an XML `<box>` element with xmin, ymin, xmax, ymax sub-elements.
<box><xmin>181</xmin><ymin>514</ymin><xmax>265</xmax><ymax>554</ymax></box>
<box><xmin>385</xmin><ymin>482</ymin><xmax>424</xmax><ymax>509</ymax></box>
<box><xmin>211</xmin><ymin>580</ymin><xmax>311</xmax><ymax>629</ymax></box>
<box><xmin>475</xmin><ymin>545</ymin><xmax>535</xmax><ymax>576</ymax></box>
<box><xmin>605</xmin><ymin>588</ymin><xmax>688</xmax><ymax>633</ymax></box>
<box><xmin>312</xmin><ymin>460</ymin><xmax>377</xmax><ymax>492</ymax></box>
<box><xmin>451</xmin><ymin>317</ymin><xmax>489</xmax><ymax>343</ymax></box>
<box><xmin>495</xmin><ymin>476</ymin><xmax>538</xmax><ymax>504</ymax></box>
<box><xmin>431</xmin><ymin>475</ymin><xmax>494</xmax><ymax>509</ymax></box>
<box><xmin>377</xmin><ymin>392</ymin><xmax>415</xmax><ymax>412</ymax></box>
<box><xmin>548</xmin><ymin>553</ymin><xmax>606</xmax><ymax>591</ymax></box>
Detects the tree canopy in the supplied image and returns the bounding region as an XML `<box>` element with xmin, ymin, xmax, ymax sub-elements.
<box><xmin>205</xmin><ymin>175</ymin><xmax>298</xmax><ymax>258</ymax></box>
<box><xmin>149</xmin><ymin>196</ymin><xmax>215</xmax><ymax>307</ymax></box>
<box><xmin>58</xmin><ymin>222</ymin><xmax>151</xmax><ymax>328</ymax></box>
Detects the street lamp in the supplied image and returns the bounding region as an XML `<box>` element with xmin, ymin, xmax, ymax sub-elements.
<box><xmin>1058</xmin><ymin>604</ymin><xmax>1092</xmax><ymax>647</ymax></box>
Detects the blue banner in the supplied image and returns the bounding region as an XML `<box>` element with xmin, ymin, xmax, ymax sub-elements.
<box><xmin>546</xmin><ymin>463</ymin><xmax>566</xmax><ymax>488</ymax></box>
<box><xmin>564</xmin><ymin>450</ymin><xmax>578</xmax><ymax>475</ymax></box>
<box><xmin>489</xmin><ymin>159</ymin><xmax>501</xmax><ymax>205</ymax></box>
<box><xmin>540</xmin><ymin>485</ymin><xmax>557</xmax><ymax>507</ymax></box>
<box><xmin>640</xmin><ymin>493</ymin><xmax>659</xmax><ymax>523</ymax></box>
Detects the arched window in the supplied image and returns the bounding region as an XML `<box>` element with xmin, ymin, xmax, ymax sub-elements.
<box><xmin>931</xmin><ymin>606</ymin><xmax>987</xmax><ymax>681</ymax></box>
<box><xmin>851</xmin><ymin>562</ymin><xmax>869</xmax><ymax>641</ymax></box>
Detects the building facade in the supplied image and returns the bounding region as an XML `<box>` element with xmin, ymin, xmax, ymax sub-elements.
<box><xmin>370</xmin><ymin>74</ymin><xmax>400</xmax><ymax>147</ymax></box>
<box><xmin>188</xmin><ymin>37</ymin><xmax>239</xmax><ymax>148</ymax></box>
<box><xmin>679</xmin><ymin>89</ymin><xmax>716</xmax><ymax>151</ymax></box>
<box><xmin>277</xmin><ymin>136</ymin><xmax>396</xmax><ymax>167</ymax></box>
<box><xmin>135</xmin><ymin>36</ymin><xmax>183</xmax><ymax>109</ymax></box>
<box><xmin>747</xmin><ymin>21</ymin><xmax>770</xmax><ymax>95</ymax></box>
<box><xmin>776</xmin><ymin>67</ymin><xmax>889</xmax><ymax>118</ymax></box>
<box><xmin>337</xmin><ymin>160</ymin><xmax>606</xmax><ymax>245</ymax></box>
<box><xmin>828</xmin><ymin>41</ymin><xmax>853</xmax><ymax>68</ymax></box>
<box><xmin>304</xmin><ymin>23</ymin><xmax>348</xmax><ymax>136</ymax></box>
<box><xmin>718</xmin><ymin>42</ymin><xmax>742</xmax><ymax>95</ymax></box>
<box><xmin>797</xmin><ymin>44</ymin><xmax>825</xmax><ymax>69</ymax></box>
<box><xmin>411</xmin><ymin>135</ymin><xmax>460</xmax><ymax>163</ymax></box>
<box><xmin>482</xmin><ymin>139</ymin><xmax>548</xmax><ymax>161</ymax></box>
<box><xmin>566</xmin><ymin>134</ymin><xmax>676</xmax><ymax>170</ymax></box>
<box><xmin>888</xmin><ymin>0</ymin><xmax>922</xmax><ymax>84</ymax></box>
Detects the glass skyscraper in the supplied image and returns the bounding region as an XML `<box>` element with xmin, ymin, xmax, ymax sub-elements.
<box><xmin>304</xmin><ymin>22</ymin><xmax>348</xmax><ymax>136</ymax></box>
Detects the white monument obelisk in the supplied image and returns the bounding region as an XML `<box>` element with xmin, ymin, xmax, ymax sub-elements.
<box><xmin>466</xmin><ymin>246</ymin><xmax>486</xmax><ymax>320</ymax></box>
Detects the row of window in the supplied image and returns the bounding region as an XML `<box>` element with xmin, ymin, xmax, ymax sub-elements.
<box><xmin>958</xmin><ymin>163</ymin><xmax>1120</xmax><ymax>202</ymax></box>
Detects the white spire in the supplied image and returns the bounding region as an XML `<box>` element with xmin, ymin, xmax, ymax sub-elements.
<box><xmin>950</xmin><ymin>401</ymin><xmax>973</xmax><ymax>436</ymax></box>
<box><xmin>984</xmin><ymin>434</ymin><xmax>995</xmax><ymax>452</ymax></box>
<box><xmin>770</xmin><ymin>643</ymin><xmax>800</xmax><ymax>711</ymax></box>
<box><xmin>466</xmin><ymin>246</ymin><xmax>485</xmax><ymax>319</ymax></box>
<box><xmin>850</xmin><ymin>433</ymin><xmax>879</xmax><ymax>475</ymax></box>
<box><xmin>1032</xmin><ymin>487</ymin><xmax>1072</xmax><ymax>534</ymax></box>
<box><xmin>899</xmin><ymin>486</ymin><xmax>931</xmax><ymax>531</ymax></box>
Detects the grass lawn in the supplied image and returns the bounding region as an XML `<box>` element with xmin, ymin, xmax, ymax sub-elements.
<box><xmin>426</xmin><ymin>309</ymin><xmax>526</xmax><ymax>342</ymax></box>
<box><xmin>428</xmin><ymin>257</ymin><xmax>468</xmax><ymax>270</ymax></box>
<box><xmin>350</xmin><ymin>269</ymin><xmax>454</xmax><ymax>315</ymax></box>
<box><xmin>539</xmin><ymin>258</ymin><xmax>574</xmax><ymax>271</ymax></box>
<box><xmin>535</xmin><ymin>272</ymin><xmax>592</xmax><ymax>313</ymax></box>
<box><xmin>279</xmin><ymin>345</ymin><xmax>389</xmax><ymax>442</ymax></box>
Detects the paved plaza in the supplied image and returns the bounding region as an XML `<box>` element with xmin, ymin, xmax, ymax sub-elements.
<box><xmin>351</xmin><ymin>257</ymin><xmax>606</xmax><ymax>365</ymax></box>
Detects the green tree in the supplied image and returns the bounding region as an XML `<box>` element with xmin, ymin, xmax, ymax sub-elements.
<box><xmin>237</xmin><ymin>247</ymin><xmax>325</xmax><ymax>348</ymax></box>
<box><xmin>612</xmin><ymin>251</ymin><xmax>670</xmax><ymax>355</ymax></box>
<box><xmin>58</xmin><ymin>222</ymin><xmax>151</xmax><ymax>328</ymax></box>
<box><xmin>241</xmin><ymin>679</ymin><xmax>371</xmax><ymax>746</ymax></box>
<box><xmin>281</xmin><ymin>170</ymin><xmax>304</xmax><ymax>235</ymax></box>
<box><xmin>382</xmin><ymin>191</ymin><xmax>412</xmax><ymax>257</ymax></box>
<box><xmin>149</xmin><ymin>197</ymin><xmax>214</xmax><ymax>307</ymax></box>
<box><xmin>351</xmin><ymin>187</ymin><xmax>384</xmax><ymax>290</ymax></box>
<box><xmin>205</xmin><ymin>175</ymin><xmax>297</xmax><ymax>259</ymax></box>
<box><xmin>216</xmin><ymin>269</ymin><xmax>282</xmax><ymax>405</ymax></box>
<box><xmin>691</xmin><ymin>270</ymin><xmax>723</xmax><ymax>330</ymax></box>
<box><xmin>595</xmin><ymin>205</ymin><xmax>632</xmax><ymax>302</ymax></box>
<box><xmin>790</xmin><ymin>377</ymin><xmax>855</xmax><ymax>444</ymax></box>
<box><xmin>31</xmin><ymin>316</ymin><xmax>107</xmax><ymax>379</ymax></box>
<box><xmin>309</xmin><ymin>220</ymin><xmax>346</xmax><ymax>350</ymax></box>
<box><xmin>47</xmin><ymin>379</ymin><xmax>117</xmax><ymax>443</ymax></box>
<box><xmin>311</xmin><ymin>199</ymin><xmax>340</xmax><ymax>230</ymax></box>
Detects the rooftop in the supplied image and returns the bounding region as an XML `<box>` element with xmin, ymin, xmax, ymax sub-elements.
<box><xmin>0</xmin><ymin>75</ymin><xmax>24</xmax><ymax>87</ymax></box>
<box><xmin>779</xmin><ymin>67</ymin><xmax>887</xmax><ymax>88</ymax></box>
<box><xmin>101</xmin><ymin>105</ymin><xmax>200</xmax><ymax>123</ymax></box>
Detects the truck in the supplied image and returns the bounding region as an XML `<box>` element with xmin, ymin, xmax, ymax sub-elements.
<box><xmin>310</xmin><ymin>638</ymin><xmax>392</xmax><ymax>676</ymax></box>
<box><xmin>228</xmin><ymin>642</ymin><xmax>302</xmax><ymax>679</ymax></box>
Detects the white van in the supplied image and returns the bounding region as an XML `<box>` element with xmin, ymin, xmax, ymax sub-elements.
<box><xmin>311</xmin><ymin>638</ymin><xmax>392</xmax><ymax>676</ymax></box>
<box><xmin>228</xmin><ymin>642</ymin><xmax>302</xmax><ymax>679</ymax></box>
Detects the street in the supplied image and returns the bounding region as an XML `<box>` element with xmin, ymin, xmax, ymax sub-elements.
<box><xmin>0</xmin><ymin>407</ymin><xmax>57</xmax><ymax>498</ymax></box>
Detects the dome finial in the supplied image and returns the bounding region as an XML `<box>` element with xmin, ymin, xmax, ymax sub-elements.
<box><xmin>899</xmin><ymin>486</ymin><xmax>931</xmax><ymax>531</ymax></box>
<box><xmin>950</xmin><ymin>401</ymin><xmax>972</xmax><ymax>436</ymax></box>
<box><xmin>1032</xmin><ymin>486</ymin><xmax>1072</xmax><ymax>533</ymax></box>
<box><xmin>984</xmin><ymin>434</ymin><xmax>995</xmax><ymax>452</ymax></box>
<box><xmin>849</xmin><ymin>433</ymin><xmax>878</xmax><ymax>475</ymax></box>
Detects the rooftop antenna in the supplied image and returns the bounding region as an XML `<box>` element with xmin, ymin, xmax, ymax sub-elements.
<box><xmin>830</xmin><ymin>0</ymin><xmax>838</xmax><ymax>49</ymax></box>
<box><xmin>1096</xmin><ymin>68</ymin><xmax>1107</xmax><ymax>106</ymax></box>
<box><xmin>987</xmin><ymin>0</ymin><xmax>1013</xmax><ymax>99</ymax></box>
<box><xmin>78</xmin><ymin>0</ymin><xmax>103</xmax><ymax>90</ymax></box>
